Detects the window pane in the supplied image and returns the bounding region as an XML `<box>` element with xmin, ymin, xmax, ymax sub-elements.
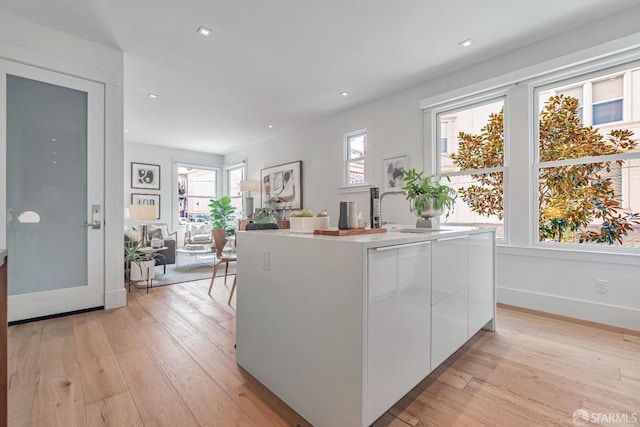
<box><xmin>593</xmin><ymin>99</ymin><xmax>623</xmax><ymax>125</ymax></box>
<box><xmin>348</xmin><ymin>133</ymin><xmax>366</xmax><ymax>159</ymax></box>
<box><xmin>177</xmin><ymin>166</ymin><xmax>217</xmax><ymax>221</ymax></box>
<box><xmin>228</xmin><ymin>167</ymin><xmax>244</xmax><ymax>198</ymax></box>
<box><xmin>538</xmin><ymin>159</ymin><xmax>640</xmax><ymax>247</ymax></box>
<box><xmin>348</xmin><ymin>160</ymin><xmax>366</xmax><ymax>184</ymax></box>
<box><xmin>442</xmin><ymin>173</ymin><xmax>504</xmax><ymax>239</ymax></box>
<box><xmin>438</xmin><ymin>100</ymin><xmax>504</xmax><ymax>174</ymax></box>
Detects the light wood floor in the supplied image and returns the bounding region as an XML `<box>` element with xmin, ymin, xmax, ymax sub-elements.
<box><xmin>7</xmin><ymin>278</ymin><xmax>640</xmax><ymax>427</ymax></box>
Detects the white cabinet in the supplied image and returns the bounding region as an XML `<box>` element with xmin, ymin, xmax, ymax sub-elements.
<box><xmin>431</xmin><ymin>236</ymin><xmax>469</xmax><ymax>371</ymax></box>
<box><xmin>468</xmin><ymin>232</ymin><xmax>495</xmax><ymax>335</ymax></box>
<box><xmin>367</xmin><ymin>242</ymin><xmax>431</xmax><ymax>425</ymax></box>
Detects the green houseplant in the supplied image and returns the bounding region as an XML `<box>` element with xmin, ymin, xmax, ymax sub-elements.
<box><xmin>209</xmin><ymin>195</ymin><xmax>237</xmax><ymax>236</ymax></box>
<box><xmin>124</xmin><ymin>241</ymin><xmax>162</xmax><ymax>281</ymax></box>
<box><xmin>402</xmin><ymin>168</ymin><xmax>457</xmax><ymax>224</ymax></box>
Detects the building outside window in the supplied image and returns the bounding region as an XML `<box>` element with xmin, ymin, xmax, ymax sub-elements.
<box><xmin>344</xmin><ymin>130</ymin><xmax>367</xmax><ymax>186</ymax></box>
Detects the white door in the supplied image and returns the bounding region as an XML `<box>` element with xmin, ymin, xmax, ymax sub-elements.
<box><xmin>0</xmin><ymin>59</ymin><xmax>105</xmax><ymax>322</ymax></box>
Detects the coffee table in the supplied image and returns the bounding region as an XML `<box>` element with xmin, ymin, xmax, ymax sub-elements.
<box><xmin>176</xmin><ymin>244</ymin><xmax>217</xmax><ymax>267</ymax></box>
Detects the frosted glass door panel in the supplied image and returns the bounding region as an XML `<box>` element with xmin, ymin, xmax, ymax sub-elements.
<box><xmin>6</xmin><ymin>75</ymin><xmax>88</xmax><ymax>294</ymax></box>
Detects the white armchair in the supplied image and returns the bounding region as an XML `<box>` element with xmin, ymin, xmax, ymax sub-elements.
<box><xmin>184</xmin><ymin>223</ymin><xmax>213</xmax><ymax>245</ymax></box>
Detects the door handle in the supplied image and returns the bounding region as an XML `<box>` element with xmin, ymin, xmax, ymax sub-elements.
<box><xmin>84</xmin><ymin>204</ymin><xmax>101</xmax><ymax>229</ymax></box>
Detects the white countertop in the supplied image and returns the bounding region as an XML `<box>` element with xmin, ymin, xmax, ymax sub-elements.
<box><xmin>237</xmin><ymin>225</ymin><xmax>494</xmax><ymax>249</ymax></box>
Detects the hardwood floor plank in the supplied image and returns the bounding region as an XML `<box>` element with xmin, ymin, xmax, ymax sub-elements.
<box><xmin>84</xmin><ymin>391</ymin><xmax>144</xmax><ymax>427</ymax></box>
<box><xmin>115</xmin><ymin>345</ymin><xmax>199</xmax><ymax>427</ymax></box>
<box><xmin>371</xmin><ymin>411</ymin><xmax>414</xmax><ymax>427</ymax></box>
<box><xmin>139</xmin><ymin>321</ymin><xmax>254</xmax><ymax>426</ymax></box>
<box><xmin>72</xmin><ymin>315</ymin><xmax>128</xmax><ymax>404</ymax></box>
<box><xmin>31</xmin><ymin>335</ymin><xmax>86</xmax><ymax>427</ymax></box>
<box><xmin>97</xmin><ymin>306</ymin><xmax>149</xmax><ymax>354</ymax></box>
<box><xmin>7</xmin><ymin>321</ymin><xmax>43</xmax><ymax>427</ymax></box>
<box><xmin>40</xmin><ymin>315</ymin><xmax>75</xmax><ymax>342</ymax></box>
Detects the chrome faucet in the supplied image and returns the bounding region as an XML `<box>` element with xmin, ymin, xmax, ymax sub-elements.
<box><xmin>379</xmin><ymin>190</ymin><xmax>407</xmax><ymax>225</ymax></box>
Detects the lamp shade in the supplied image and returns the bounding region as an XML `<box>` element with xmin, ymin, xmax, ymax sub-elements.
<box><xmin>240</xmin><ymin>180</ymin><xmax>260</xmax><ymax>192</ymax></box>
<box><xmin>129</xmin><ymin>204</ymin><xmax>156</xmax><ymax>221</ymax></box>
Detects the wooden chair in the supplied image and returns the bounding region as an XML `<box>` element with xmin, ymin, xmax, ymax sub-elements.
<box><xmin>208</xmin><ymin>228</ymin><xmax>237</xmax><ymax>304</ymax></box>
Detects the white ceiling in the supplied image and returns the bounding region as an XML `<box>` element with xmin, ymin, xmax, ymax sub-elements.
<box><xmin>1</xmin><ymin>0</ymin><xmax>639</xmax><ymax>154</ymax></box>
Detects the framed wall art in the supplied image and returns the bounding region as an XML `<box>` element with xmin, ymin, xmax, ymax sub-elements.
<box><xmin>131</xmin><ymin>193</ymin><xmax>160</xmax><ymax>219</ymax></box>
<box><xmin>131</xmin><ymin>162</ymin><xmax>161</xmax><ymax>190</ymax></box>
<box><xmin>260</xmin><ymin>160</ymin><xmax>302</xmax><ymax>209</ymax></box>
<box><xmin>383</xmin><ymin>155</ymin><xmax>408</xmax><ymax>191</ymax></box>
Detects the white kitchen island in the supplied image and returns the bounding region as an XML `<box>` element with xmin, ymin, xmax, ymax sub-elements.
<box><xmin>235</xmin><ymin>226</ymin><xmax>495</xmax><ymax>427</ymax></box>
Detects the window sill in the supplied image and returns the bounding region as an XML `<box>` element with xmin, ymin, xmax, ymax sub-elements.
<box><xmin>338</xmin><ymin>184</ymin><xmax>373</xmax><ymax>194</ymax></box>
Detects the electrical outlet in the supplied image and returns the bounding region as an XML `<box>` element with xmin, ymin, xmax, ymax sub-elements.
<box><xmin>262</xmin><ymin>250</ymin><xmax>270</xmax><ymax>271</ymax></box>
<box><xmin>595</xmin><ymin>279</ymin><xmax>608</xmax><ymax>294</ymax></box>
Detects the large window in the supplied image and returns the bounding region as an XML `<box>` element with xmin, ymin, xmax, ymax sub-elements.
<box><xmin>344</xmin><ymin>130</ymin><xmax>367</xmax><ymax>186</ymax></box>
<box><xmin>435</xmin><ymin>99</ymin><xmax>505</xmax><ymax>238</ymax></box>
<box><xmin>177</xmin><ymin>166</ymin><xmax>217</xmax><ymax>223</ymax></box>
<box><xmin>536</xmin><ymin>66</ymin><xmax>640</xmax><ymax>248</ymax></box>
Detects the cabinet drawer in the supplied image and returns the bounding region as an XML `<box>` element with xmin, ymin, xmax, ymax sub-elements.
<box><xmin>431</xmin><ymin>288</ymin><xmax>469</xmax><ymax>371</ymax></box>
<box><xmin>431</xmin><ymin>236</ymin><xmax>469</xmax><ymax>304</ymax></box>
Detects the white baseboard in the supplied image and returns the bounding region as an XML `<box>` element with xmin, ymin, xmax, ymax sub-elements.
<box><xmin>105</xmin><ymin>287</ymin><xmax>127</xmax><ymax>309</ymax></box>
<box><xmin>497</xmin><ymin>286</ymin><xmax>640</xmax><ymax>331</ymax></box>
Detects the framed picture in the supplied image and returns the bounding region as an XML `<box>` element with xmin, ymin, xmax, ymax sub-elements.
<box><xmin>261</xmin><ymin>161</ymin><xmax>302</xmax><ymax>209</ymax></box>
<box><xmin>131</xmin><ymin>193</ymin><xmax>160</xmax><ymax>219</ymax></box>
<box><xmin>131</xmin><ymin>162</ymin><xmax>161</xmax><ymax>190</ymax></box>
<box><xmin>383</xmin><ymin>155</ymin><xmax>408</xmax><ymax>191</ymax></box>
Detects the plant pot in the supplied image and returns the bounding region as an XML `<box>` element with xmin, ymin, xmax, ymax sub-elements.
<box><xmin>130</xmin><ymin>260</ymin><xmax>156</xmax><ymax>282</ymax></box>
<box><xmin>410</xmin><ymin>195</ymin><xmax>443</xmax><ymax>220</ymax></box>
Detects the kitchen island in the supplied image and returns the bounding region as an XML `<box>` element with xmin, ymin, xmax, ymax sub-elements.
<box><xmin>235</xmin><ymin>226</ymin><xmax>495</xmax><ymax>427</ymax></box>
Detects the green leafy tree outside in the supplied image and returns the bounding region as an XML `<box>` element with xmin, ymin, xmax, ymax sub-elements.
<box><xmin>450</xmin><ymin>95</ymin><xmax>640</xmax><ymax>244</ymax></box>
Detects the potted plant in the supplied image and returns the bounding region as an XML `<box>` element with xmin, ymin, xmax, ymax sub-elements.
<box><xmin>402</xmin><ymin>168</ymin><xmax>457</xmax><ymax>226</ymax></box>
<box><xmin>209</xmin><ymin>195</ymin><xmax>237</xmax><ymax>236</ymax></box>
<box><xmin>124</xmin><ymin>242</ymin><xmax>162</xmax><ymax>282</ymax></box>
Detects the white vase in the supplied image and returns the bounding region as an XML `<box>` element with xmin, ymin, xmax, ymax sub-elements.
<box><xmin>130</xmin><ymin>260</ymin><xmax>156</xmax><ymax>281</ymax></box>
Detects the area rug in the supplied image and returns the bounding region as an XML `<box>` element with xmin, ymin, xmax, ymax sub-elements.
<box><xmin>143</xmin><ymin>256</ymin><xmax>236</xmax><ymax>287</ymax></box>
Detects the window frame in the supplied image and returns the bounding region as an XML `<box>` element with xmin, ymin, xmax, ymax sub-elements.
<box><xmin>343</xmin><ymin>129</ymin><xmax>368</xmax><ymax>187</ymax></box>
<box><xmin>532</xmin><ymin>63</ymin><xmax>640</xmax><ymax>253</ymax></box>
<box><xmin>225</xmin><ymin>162</ymin><xmax>245</xmax><ymax>215</ymax></box>
<box><xmin>175</xmin><ymin>163</ymin><xmax>219</xmax><ymax>224</ymax></box>
<box><xmin>425</xmin><ymin>94</ymin><xmax>509</xmax><ymax>240</ymax></box>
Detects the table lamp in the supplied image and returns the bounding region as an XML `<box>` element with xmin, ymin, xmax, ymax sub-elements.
<box><xmin>129</xmin><ymin>204</ymin><xmax>156</xmax><ymax>246</ymax></box>
<box><xmin>240</xmin><ymin>180</ymin><xmax>260</xmax><ymax>219</ymax></box>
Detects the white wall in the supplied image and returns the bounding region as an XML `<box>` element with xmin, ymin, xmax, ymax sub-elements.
<box><xmin>0</xmin><ymin>13</ymin><xmax>126</xmax><ymax>310</ymax></box>
<box><xmin>124</xmin><ymin>141</ymin><xmax>224</xmax><ymax>233</ymax></box>
<box><xmin>226</xmin><ymin>7</ymin><xmax>640</xmax><ymax>330</ymax></box>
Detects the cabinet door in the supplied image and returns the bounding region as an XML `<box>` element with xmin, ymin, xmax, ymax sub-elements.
<box><xmin>469</xmin><ymin>232</ymin><xmax>495</xmax><ymax>336</ymax></box>
<box><xmin>431</xmin><ymin>236</ymin><xmax>469</xmax><ymax>304</ymax></box>
<box><xmin>431</xmin><ymin>288</ymin><xmax>469</xmax><ymax>371</ymax></box>
<box><xmin>367</xmin><ymin>242</ymin><xmax>431</xmax><ymax>425</ymax></box>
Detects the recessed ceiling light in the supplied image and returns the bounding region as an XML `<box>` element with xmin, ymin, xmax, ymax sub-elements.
<box><xmin>340</xmin><ymin>91</ymin><xmax>349</xmax><ymax>96</ymax></box>
<box><xmin>124</xmin><ymin>129</ymin><xmax>129</xmax><ymax>132</ymax></box>
<box><xmin>267</xmin><ymin>124</ymin><xmax>274</xmax><ymax>128</ymax></box>
<box><xmin>197</xmin><ymin>26</ymin><xmax>212</xmax><ymax>36</ymax></box>
<box><xmin>458</xmin><ymin>38</ymin><xmax>472</xmax><ymax>47</ymax></box>
<box><xmin>148</xmin><ymin>93</ymin><xmax>158</xmax><ymax>99</ymax></box>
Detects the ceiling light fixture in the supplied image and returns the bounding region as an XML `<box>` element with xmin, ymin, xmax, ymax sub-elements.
<box><xmin>197</xmin><ymin>26</ymin><xmax>212</xmax><ymax>36</ymax></box>
<box><xmin>340</xmin><ymin>91</ymin><xmax>349</xmax><ymax>96</ymax></box>
<box><xmin>148</xmin><ymin>93</ymin><xmax>158</xmax><ymax>99</ymax></box>
<box><xmin>124</xmin><ymin>129</ymin><xmax>129</xmax><ymax>132</ymax></box>
<box><xmin>458</xmin><ymin>38</ymin><xmax>472</xmax><ymax>47</ymax></box>
<box><xmin>267</xmin><ymin>124</ymin><xmax>274</xmax><ymax>128</ymax></box>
